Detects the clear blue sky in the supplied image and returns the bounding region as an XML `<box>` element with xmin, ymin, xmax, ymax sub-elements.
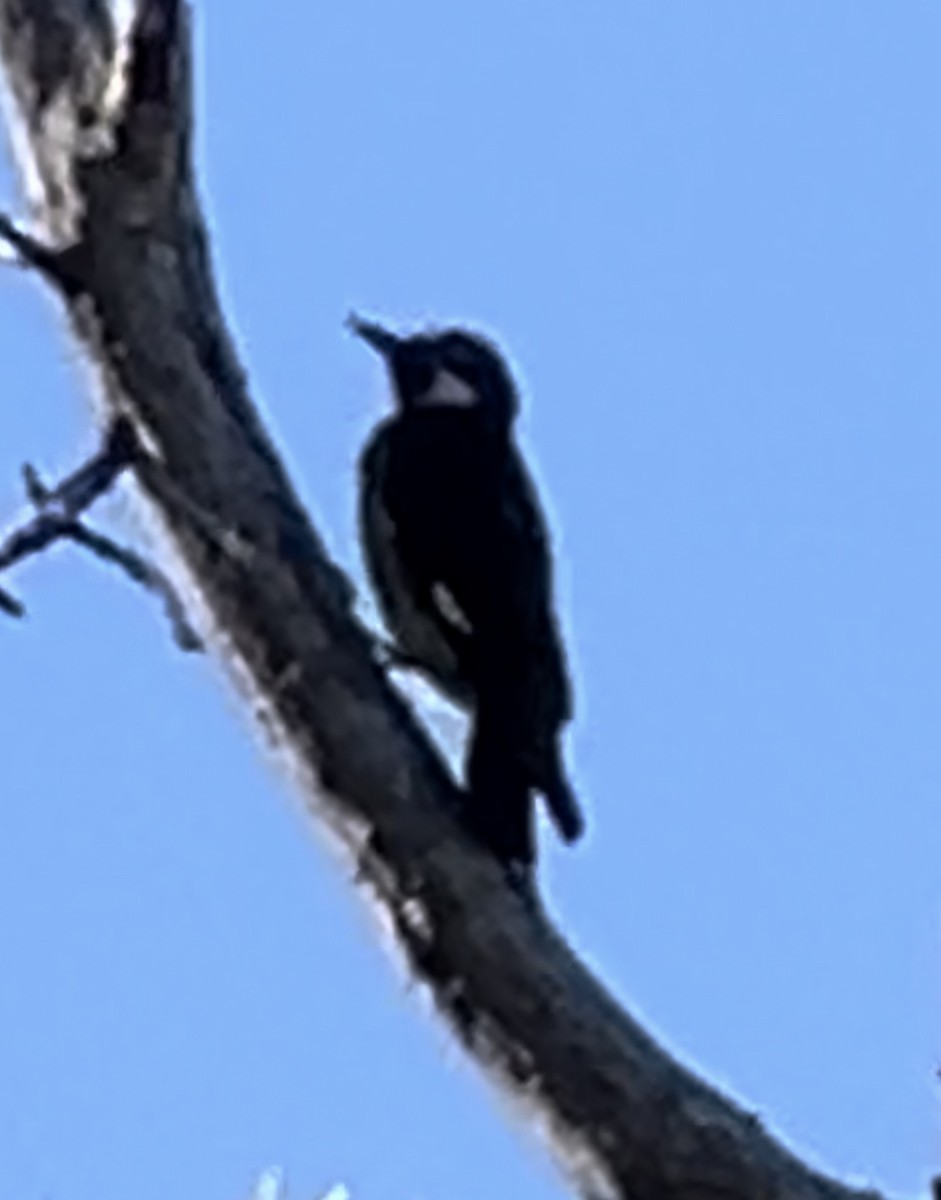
<box><xmin>0</xmin><ymin>4</ymin><xmax>938</xmax><ymax>1198</ymax></box>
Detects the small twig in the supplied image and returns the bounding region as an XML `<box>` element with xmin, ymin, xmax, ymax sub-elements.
<box><xmin>64</xmin><ymin>520</ymin><xmax>201</xmax><ymax>651</ymax></box>
<box><xmin>0</xmin><ymin>212</ymin><xmax>57</xmax><ymax>271</ymax></box>
<box><xmin>28</xmin><ymin>414</ymin><xmax>139</xmax><ymax>515</ymax></box>
<box><xmin>0</xmin><ymin>212</ymin><xmax>88</xmax><ymax>296</ymax></box>
<box><xmin>0</xmin><ymin>416</ymin><xmax>138</xmax><ymax>578</ymax></box>
<box><xmin>0</xmin><ymin>504</ymin><xmax>71</xmax><ymax>573</ymax></box>
<box><xmin>0</xmin><ymin>417</ymin><xmax>201</xmax><ymax>649</ymax></box>
<box><xmin>0</xmin><ymin>584</ymin><xmax>24</xmax><ymax>618</ymax></box>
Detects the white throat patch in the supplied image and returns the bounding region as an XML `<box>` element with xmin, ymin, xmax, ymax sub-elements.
<box><xmin>417</xmin><ymin>368</ymin><xmax>479</xmax><ymax>408</ymax></box>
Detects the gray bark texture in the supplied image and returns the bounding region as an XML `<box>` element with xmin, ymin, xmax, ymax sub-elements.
<box><xmin>0</xmin><ymin>4</ymin><xmax>893</xmax><ymax>1199</ymax></box>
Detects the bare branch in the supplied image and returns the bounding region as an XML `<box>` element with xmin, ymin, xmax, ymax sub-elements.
<box><xmin>0</xmin><ymin>4</ymin><xmax>896</xmax><ymax>1200</ymax></box>
<box><xmin>0</xmin><ymin>419</ymin><xmax>134</xmax><ymax>577</ymax></box>
<box><xmin>63</xmin><ymin>516</ymin><xmax>202</xmax><ymax>650</ymax></box>
<box><xmin>0</xmin><ymin>581</ymin><xmax>23</xmax><ymax>616</ymax></box>
<box><xmin>0</xmin><ymin>416</ymin><xmax>201</xmax><ymax>647</ymax></box>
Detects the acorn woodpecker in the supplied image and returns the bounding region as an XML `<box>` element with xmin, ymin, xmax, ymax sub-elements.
<box><xmin>351</xmin><ymin>314</ymin><xmax>584</xmax><ymax>882</ymax></box>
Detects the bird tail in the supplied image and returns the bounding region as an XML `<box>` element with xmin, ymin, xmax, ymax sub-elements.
<box><xmin>465</xmin><ymin>714</ymin><xmax>535</xmax><ymax>870</ymax></box>
<box><xmin>535</xmin><ymin>740</ymin><xmax>585</xmax><ymax>845</ymax></box>
<box><xmin>465</xmin><ymin>718</ymin><xmax>585</xmax><ymax>872</ymax></box>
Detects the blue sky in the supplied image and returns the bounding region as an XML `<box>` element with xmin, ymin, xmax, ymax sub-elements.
<box><xmin>0</xmin><ymin>4</ymin><xmax>939</xmax><ymax>1198</ymax></box>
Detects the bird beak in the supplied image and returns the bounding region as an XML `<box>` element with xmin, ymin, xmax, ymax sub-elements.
<box><xmin>347</xmin><ymin>313</ymin><xmax>399</xmax><ymax>359</ymax></box>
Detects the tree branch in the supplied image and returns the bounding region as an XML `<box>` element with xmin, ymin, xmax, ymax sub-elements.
<box><xmin>0</xmin><ymin>415</ymin><xmax>202</xmax><ymax>647</ymax></box>
<box><xmin>0</xmin><ymin>4</ymin><xmax>896</xmax><ymax>1199</ymax></box>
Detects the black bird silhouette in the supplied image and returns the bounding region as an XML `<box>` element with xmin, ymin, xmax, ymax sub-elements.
<box><xmin>351</xmin><ymin>314</ymin><xmax>584</xmax><ymax>883</ymax></box>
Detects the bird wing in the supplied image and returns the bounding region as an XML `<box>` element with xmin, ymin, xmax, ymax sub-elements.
<box><xmin>358</xmin><ymin>426</ymin><xmax>474</xmax><ymax>707</ymax></box>
<box><xmin>431</xmin><ymin>437</ymin><xmax>582</xmax><ymax>842</ymax></box>
<box><xmin>436</xmin><ymin>438</ymin><xmax>573</xmax><ymax>719</ymax></box>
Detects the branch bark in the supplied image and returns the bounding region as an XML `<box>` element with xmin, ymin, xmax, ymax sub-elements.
<box><xmin>0</xmin><ymin>5</ymin><xmax>893</xmax><ymax>1200</ymax></box>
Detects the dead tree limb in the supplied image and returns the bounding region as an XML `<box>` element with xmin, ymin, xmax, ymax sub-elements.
<box><xmin>0</xmin><ymin>413</ymin><xmax>200</xmax><ymax>644</ymax></box>
<box><xmin>0</xmin><ymin>4</ymin><xmax>893</xmax><ymax>1199</ymax></box>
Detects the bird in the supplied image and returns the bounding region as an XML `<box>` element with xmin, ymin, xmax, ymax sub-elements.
<box><xmin>350</xmin><ymin>313</ymin><xmax>584</xmax><ymax>886</ymax></box>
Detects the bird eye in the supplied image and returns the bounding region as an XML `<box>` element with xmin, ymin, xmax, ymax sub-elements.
<box><xmin>440</xmin><ymin>336</ymin><xmax>482</xmax><ymax>385</ymax></box>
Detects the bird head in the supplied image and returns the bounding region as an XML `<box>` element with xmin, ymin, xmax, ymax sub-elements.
<box><xmin>348</xmin><ymin>314</ymin><xmax>519</xmax><ymax>425</ymax></box>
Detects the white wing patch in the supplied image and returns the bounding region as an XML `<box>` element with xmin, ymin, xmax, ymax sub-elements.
<box><xmin>432</xmin><ymin>582</ymin><xmax>473</xmax><ymax>634</ymax></box>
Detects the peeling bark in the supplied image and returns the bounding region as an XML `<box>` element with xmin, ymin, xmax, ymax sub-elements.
<box><xmin>0</xmin><ymin>4</ymin><xmax>894</xmax><ymax>1199</ymax></box>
